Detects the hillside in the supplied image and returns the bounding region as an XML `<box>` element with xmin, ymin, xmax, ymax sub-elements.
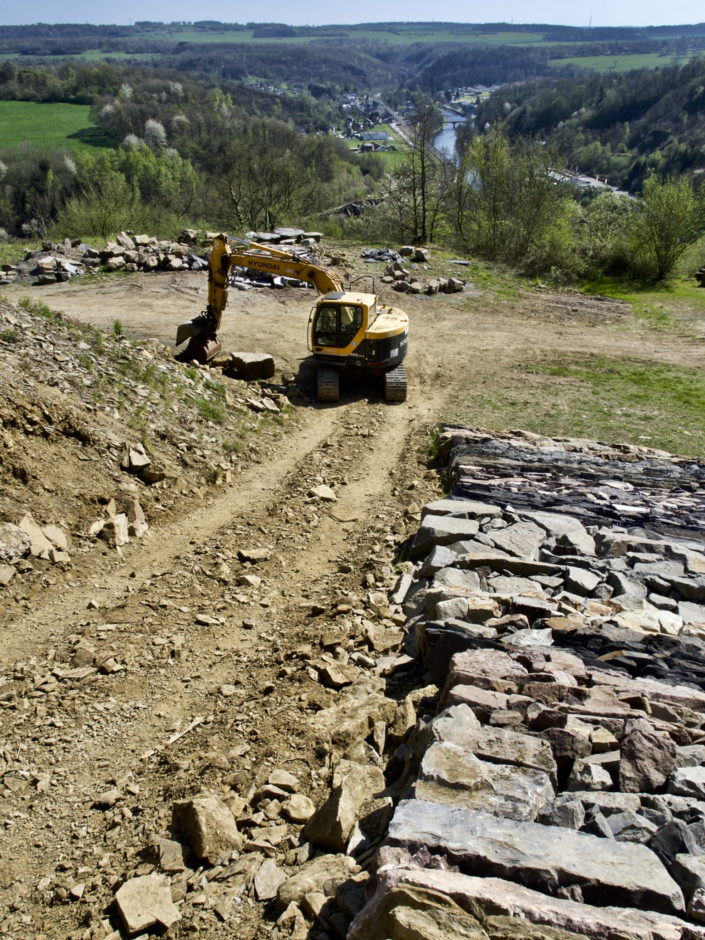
<box><xmin>2</xmin><ymin>20</ymin><xmax>705</xmax><ymax>93</ymax></box>
<box><xmin>479</xmin><ymin>55</ymin><xmax>705</xmax><ymax>189</ymax></box>
<box><xmin>1</xmin><ymin>239</ymin><xmax>705</xmax><ymax>935</ymax></box>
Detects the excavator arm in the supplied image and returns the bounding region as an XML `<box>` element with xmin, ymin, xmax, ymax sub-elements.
<box><xmin>175</xmin><ymin>234</ymin><xmax>342</xmax><ymax>362</ymax></box>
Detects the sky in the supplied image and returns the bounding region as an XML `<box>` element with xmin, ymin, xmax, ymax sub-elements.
<box><xmin>2</xmin><ymin>1</ymin><xmax>704</xmax><ymax>28</ymax></box>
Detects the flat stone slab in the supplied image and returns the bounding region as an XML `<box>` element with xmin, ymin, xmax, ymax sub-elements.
<box><xmin>448</xmin><ymin>648</ymin><xmax>528</xmax><ymax>690</ymax></box>
<box><xmin>417</xmin><ymin>742</ymin><xmax>554</xmax><ymax>821</ymax></box>
<box><xmin>387</xmin><ymin>799</ymin><xmax>684</xmax><ymax>913</ymax></box>
<box><xmin>116</xmin><ymin>873</ymin><xmax>181</xmax><ymax>933</ymax></box>
<box><xmin>427</xmin><ymin>704</ymin><xmax>557</xmax><ymax>778</ymax></box>
<box><xmin>485</xmin><ymin>521</ymin><xmax>545</xmax><ymax>560</ymax></box>
<box><xmin>422</xmin><ymin>498</ymin><xmax>502</xmax><ymax>519</ymax></box>
<box><xmin>349</xmin><ymin>867</ymin><xmax>705</xmax><ymax>940</ymax></box>
<box><xmin>410</xmin><ymin>514</ymin><xmax>481</xmax><ymax>559</ymax></box>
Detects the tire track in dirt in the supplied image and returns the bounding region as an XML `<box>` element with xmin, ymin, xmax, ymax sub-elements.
<box><xmin>0</xmin><ymin>377</ymin><xmax>447</xmax><ymax>937</ymax></box>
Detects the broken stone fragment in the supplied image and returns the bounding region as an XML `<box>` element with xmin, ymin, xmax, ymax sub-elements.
<box><xmin>99</xmin><ymin>514</ymin><xmax>129</xmax><ymax>549</ymax></box>
<box><xmin>172</xmin><ymin>794</ymin><xmax>242</xmax><ymax>864</ymax></box>
<box><xmin>268</xmin><ymin>769</ymin><xmax>299</xmax><ymax>792</ymax></box>
<box><xmin>619</xmin><ymin>718</ymin><xmax>677</xmax><ymax>793</ymax></box>
<box><xmin>238</xmin><ymin>547</ymin><xmax>271</xmax><ymax>563</ymax></box>
<box><xmin>0</xmin><ymin>522</ymin><xmax>30</xmax><ymax>563</ymax></box>
<box><xmin>158</xmin><ymin>838</ymin><xmax>188</xmax><ymax>872</ymax></box>
<box><xmin>115</xmin><ymin>873</ymin><xmax>180</xmax><ymax>934</ymax></box>
<box><xmin>0</xmin><ymin>564</ymin><xmax>15</xmax><ymax>585</ymax></box>
<box><xmin>18</xmin><ymin>512</ymin><xmax>53</xmax><ymax>559</ymax></box>
<box><xmin>310</xmin><ymin>484</ymin><xmax>337</xmax><ymax>501</ymax></box>
<box><xmin>120</xmin><ymin>442</ymin><xmax>151</xmax><ymax>472</ymax></box>
<box><xmin>668</xmin><ymin>766</ymin><xmax>705</xmax><ymax>802</ymax></box>
<box><xmin>303</xmin><ymin>760</ymin><xmax>385</xmax><ymax>852</ymax></box>
<box><xmin>277</xmin><ymin>854</ymin><xmax>360</xmax><ymax>911</ymax></box>
<box><xmin>254</xmin><ymin>858</ymin><xmax>287</xmax><ymax>900</ymax></box>
<box><xmin>566</xmin><ymin>759</ymin><xmax>613</xmax><ymax>792</ymax></box>
<box><xmin>42</xmin><ymin>524</ymin><xmax>69</xmax><ymax>552</ymax></box>
<box><xmin>126</xmin><ymin>498</ymin><xmax>148</xmax><ymax>538</ymax></box>
<box><xmin>282</xmin><ymin>794</ymin><xmax>315</xmax><ymax>823</ymax></box>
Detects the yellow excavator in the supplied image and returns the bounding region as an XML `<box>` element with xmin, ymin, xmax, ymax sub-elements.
<box><xmin>175</xmin><ymin>235</ymin><xmax>408</xmax><ymax>402</ymax></box>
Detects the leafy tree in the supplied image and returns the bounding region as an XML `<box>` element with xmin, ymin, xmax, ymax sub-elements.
<box><xmin>405</xmin><ymin>95</ymin><xmax>443</xmax><ymax>243</ymax></box>
<box><xmin>144</xmin><ymin>118</ymin><xmax>167</xmax><ymax>150</ymax></box>
<box><xmin>452</xmin><ymin>127</ymin><xmax>573</xmax><ymax>270</ymax></box>
<box><xmin>628</xmin><ymin>175</ymin><xmax>705</xmax><ymax>280</ymax></box>
<box><xmin>52</xmin><ymin>152</ymin><xmax>138</xmax><ymax>240</ymax></box>
<box><xmin>224</xmin><ymin>120</ymin><xmax>311</xmax><ymax>231</ymax></box>
<box><xmin>579</xmin><ymin>189</ymin><xmax>633</xmax><ymax>274</ymax></box>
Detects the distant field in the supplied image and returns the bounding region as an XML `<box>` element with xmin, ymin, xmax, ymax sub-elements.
<box><xmin>29</xmin><ymin>23</ymin><xmax>549</xmax><ymax>51</ymax></box>
<box><xmin>549</xmin><ymin>52</ymin><xmax>688</xmax><ymax>72</ymax></box>
<box><xmin>0</xmin><ymin>101</ymin><xmax>111</xmax><ymax>152</ymax></box>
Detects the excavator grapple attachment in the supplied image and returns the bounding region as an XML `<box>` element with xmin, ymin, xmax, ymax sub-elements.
<box><xmin>175</xmin><ymin>333</ymin><xmax>222</xmax><ymax>365</ymax></box>
<box><xmin>175</xmin><ymin>308</ymin><xmax>221</xmax><ymax>364</ymax></box>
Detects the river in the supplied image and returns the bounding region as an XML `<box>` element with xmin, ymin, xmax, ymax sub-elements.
<box><xmin>434</xmin><ymin>108</ymin><xmax>470</xmax><ymax>163</ymax></box>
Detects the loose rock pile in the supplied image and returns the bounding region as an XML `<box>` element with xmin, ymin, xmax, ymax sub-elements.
<box><xmin>351</xmin><ymin>427</ymin><xmax>705</xmax><ymax>939</ymax></box>
<box><xmin>362</xmin><ymin>246</ymin><xmax>468</xmax><ymax>295</ymax></box>
<box><xmin>0</xmin><ymin>296</ymin><xmax>298</xmax><ymax>597</ymax></box>
<box><xmin>383</xmin><ymin>259</ymin><xmax>465</xmax><ymax>296</ymax></box>
<box><xmin>0</xmin><ymin>228</ymin><xmax>324</xmax><ymax>287</ymax></box>
<box><xmin>1</xmin><ymin>234</ymin><xmax>209</xmax><ymax>286</ymax></box>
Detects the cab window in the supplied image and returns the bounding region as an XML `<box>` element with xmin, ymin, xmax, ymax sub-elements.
<box><xmin>314</xmin><ymin>304</ymin><xmax>363</xmax><ymax>348</ymax></box>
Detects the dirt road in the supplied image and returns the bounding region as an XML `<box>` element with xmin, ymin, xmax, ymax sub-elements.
<box><xmin>0</xmin><ymin>263</ymin><xmax>698</xmax><ymax>938</ymax></box>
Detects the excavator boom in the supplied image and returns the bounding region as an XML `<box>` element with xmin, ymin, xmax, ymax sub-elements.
<box><xmin>175</xmin><ymin>235</ymin><xmax>343</xmax><ymax>362</ymax></box>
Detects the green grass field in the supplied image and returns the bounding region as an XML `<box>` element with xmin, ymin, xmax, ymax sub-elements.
<box><xmin>549</xmin><ymin>52</ymin><xmax>688</xmax><ymax>72</ymax></box>
<box><xmin>0</xmin><ymin>101</ymin><xmax>111</xmax><ymax>153</ymax></box>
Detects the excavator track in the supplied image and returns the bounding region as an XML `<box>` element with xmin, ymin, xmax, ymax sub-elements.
<box><xmin>384</xmin><ymin>363</ymin><xmax>407</xmax><ymax>402</ymax></box>
<box><xmin>317</xmin><ymin>366</ymin><xmax>340</xmax><ymax>403</ymax></box>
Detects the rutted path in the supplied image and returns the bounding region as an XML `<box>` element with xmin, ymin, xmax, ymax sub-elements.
<box><xmin>0</xmin><ymin>378</ymin><xmax>445</xmax><ymax>938</ymax></box>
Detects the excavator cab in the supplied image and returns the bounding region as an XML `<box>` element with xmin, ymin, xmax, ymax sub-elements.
<box><xmin>309</xmin><ymin>292</ymin><xmax>408</xmax><ymax>403</ymax></box>
<box><xmin>312</xmin><ymin>302</ymin><xmax>364</xmax><ymax>349</ymax></box>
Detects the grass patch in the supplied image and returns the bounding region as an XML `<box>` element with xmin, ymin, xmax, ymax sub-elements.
<box><xmin>447</xmin><ymin>352</ymin><xmax>705</xmax><ymax>457</ymax></box>
<box><xmin>0</xmin><ymin>240</ymin><xmax>42</xmax><ymax>266</ymax></box>
<box><xmin>18</xmin><ymin>296</ymin><xmax>64</xmax><ymax>323</ymax></box>
<box><xmin>580</xmin><ymin>275</ymin><xmax>705</xmax><ymax>335</ymax></box>
<box><xmin>0</xmin><ymin>101</ymin><xmax>112</xmax><ymax>153</ymax></box>
<box><xmin>192</xmin><ymin>397</ymin><xmax>225</xmax><ymax>424</ymax></box>
<box><xmin>0</xmin><ymin>327</ymin><xmax>21</xmax><ymax>343</ymax></box>
<box><xmin>549</xmin><ymin>52</ymin><xmax>687</xmax><ymax>72</ymax></box>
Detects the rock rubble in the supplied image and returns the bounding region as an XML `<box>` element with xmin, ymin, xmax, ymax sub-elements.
<box><xmin>1</xmin><ymin>229</ymin><xmax>323</xmax><ymax>287</ymax></box>
<box><xmin>351</xmin><ymin>427</ymin><xmax>705</xmax><ymax>939</ymax></box>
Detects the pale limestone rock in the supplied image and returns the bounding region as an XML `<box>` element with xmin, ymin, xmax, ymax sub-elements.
<box><xmin>172</xmin><ymin>794</ymin><xmax>242</xmax><ymax>863</ymax></box>
<box><xmin>349</xmin><ymin>868</ymin><xmax>702</xmax><ymax>940</ymax></box>
<box><xmin>115</xmin><ymin>873</ymin><xmax>180</xmax><ymax>934</ymax></box>
<box><xmin>254</xmin><ymin>858</ymin><xmax>287</xmax><ymax>900</ymax></box>
<box><xmin>18</xmin><ymin>512</ymin><xmax>53</xmax><ymax>559</ymax></box>
<box><xmin>277</xmin><ymin>854</ymin><xmax>360</xmax><ymax>910</ymax></box>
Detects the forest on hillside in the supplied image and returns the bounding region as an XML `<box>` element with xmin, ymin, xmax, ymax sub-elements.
<box><xmin>2</xmin><ymin>23</ymin><xmax>705</xmax><ymax>286</ymax></box>
<box><xmin>476</xmin><ymin>56</ymin><xmax>705</xmax><ymax>190</ymax></box>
